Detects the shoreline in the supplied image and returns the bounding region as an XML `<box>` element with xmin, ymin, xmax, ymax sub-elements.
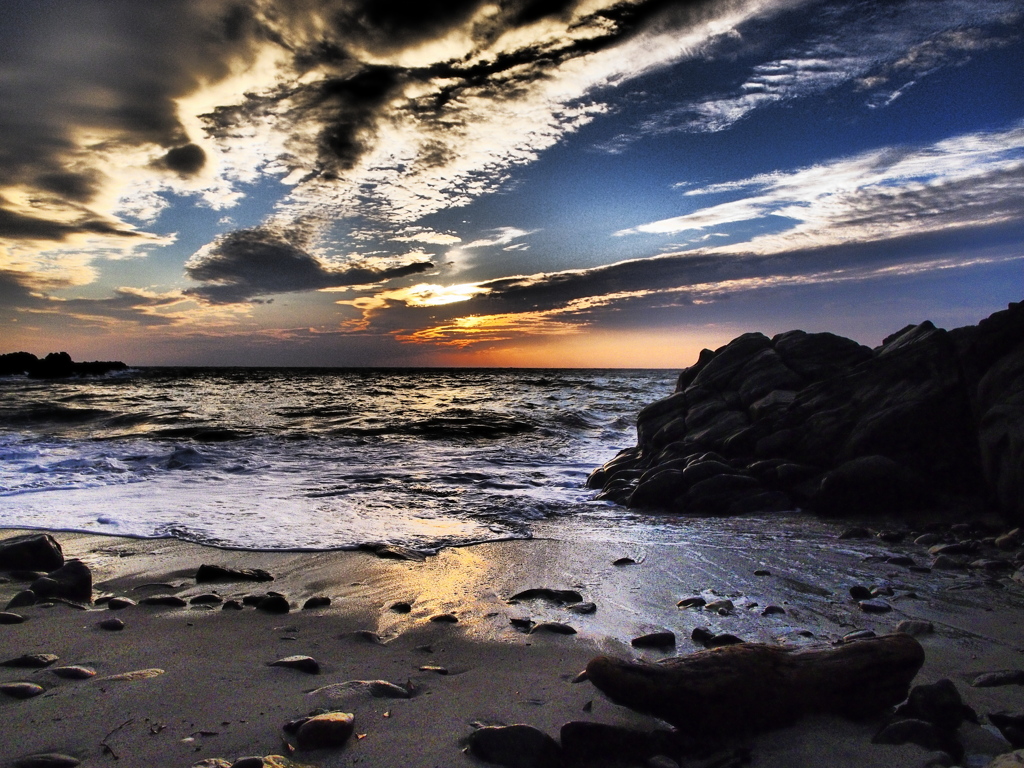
<box><xmin>2</xmin><ymin>525</ymin><xmax>1023</xmax><ymax>767</ymax></box>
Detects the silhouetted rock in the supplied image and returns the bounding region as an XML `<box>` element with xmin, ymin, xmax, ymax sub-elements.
<box><xmin>0</xmin><ymin>351</ymin><xmax>127</xmax><ymax>379</ymax></box>
<box><xmin>30</xmin><ymin>560</ymin><xmax>92</xmax><ymax>604</ymax></box>
<box><xmin>589</xmin><ymin>301</ymin><xmax>1024</xmax><ymax>521</ymax></box>
<box><xmin>0</xmin><ymin>534</ymin><xmax>64</xmax><ymax>572</ymax></box>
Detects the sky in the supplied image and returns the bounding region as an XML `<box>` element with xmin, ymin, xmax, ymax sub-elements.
<box><xmin>1</xmin><ymin>0</ymin><xmax>1022</xmax><ymax>368</ymax></box>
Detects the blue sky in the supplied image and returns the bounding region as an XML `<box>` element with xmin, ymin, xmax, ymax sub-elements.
<box><xmin>1</xmin><ymin>0</ymin><xmax>1021</xmax><ymax>367</ymax></box>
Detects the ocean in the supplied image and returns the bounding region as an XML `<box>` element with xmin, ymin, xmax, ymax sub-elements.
<box><xmin>0</xmin><ymin>367</ymin><xmax>676</xmax><ymax>551</ymax></box>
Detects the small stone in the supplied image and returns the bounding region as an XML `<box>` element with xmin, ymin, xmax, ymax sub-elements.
<box><xmin>849</xmin><ymin>585</ymin><xmax>872</xmax><ymax>600</ymax></box>
<box><xmin>302</xmin><ymin>596</ymin><xmax>331</xmax><ymax>610</ymax></box>
<box><xmin>896</xmin><ymin>620</ymin><xmax>933</xmax><ymax>636</ymax></box>
<box><xmin>429</xmin><ymin>613</ymin><xmax>458</xmax><ymax>623</ymax></box>
<box><xmin>886</xmin><ymin>556</ymin><xmax>915</xmax><ymax>566</ymax></box>
<box><xmin>0</xmin><ymin>681</ymin><xmax>45</xmax><ymax>699</ymax></box>
<box><xmin>6</xmin><ymin>590</ymin><xmax>37</xmax><ymax>610</ymax></box>
<box><xmin>12</xmin><ymin>754</ymin><xmax>81</xmax><ymax>768</ymax></box>
<box><xmin>707</xmin><ymin>633</ymin><xmax>744</xmax><ymax>647</ymax></box>
<box><xmin>529</xmin><ymin>622</ymin><xmax>576</xmax><ymax>635</ymax></box>
<box><xmin>929</xmin><ymin>542</ymin><xmax>975</xmax><ymax>556</ymax></box>
<box><xmin>467</xmin><ymin>724</ymin><xmax>561</xmax><ymax>768</ymax></box>
<box><xmin>353</xmin><ymin>629</ymin><xmax>383</xmax><ymax>644</ymax></box>
<box><xmin>566</xmin><ymin>602</ymin><xmax>597</xmax><ymax>614</ymax></box>
<box><xmin>859</xmin><ymin>599</ymin><xmax>892</xmax><ymax>614</ymax></box>
<box><xmin>229</xmin><ymin>758</ymin><xmax>265</xmax><ymax>768</ymax></box>
<box><xmin>419</xmin><ymin>665</ymin><xmax>449</xmax><ymax>674</ymax></box>
<box><xmin>761</xmin><ymin>605</ymin><xmax>786</xmax><ymax>616</ymax></box>
<box><xmin>972</xmin><ymin>670</ymin><xmax>1024</xmax><ymax>688</ymax></box>
<box><xmin>872</xmin><ymin>718</ymin><xmax>948</xmax><ymax>751</ymax></box>
<box><xmin>877</xmin><ymin>530</ymin><xmax>906</xmax><ymax>543</ymax></box>
<box><xmin>195</xmin><ymin>564</ymin><xmax>273</xmax><ymax>583</ymax></box>
<box><xmin>753</xmin><ymin>569</ymin><xmax>771</xmax><ymax>576</ymax></box>
<box><xmin>2</xmin><ymin>653</ymin><xmax>59</xmax><ymax>668</ymax></box>
<box><xmin>107</xmin><ymin>597</ymin><xmax>136</xmax><ymax>609</ymax></box>
<box><xmin>367</xmin><ymin>544</ymin><xmax>427</xmax><ymax>562</ymax></box>
<box><xmin>838</xmin><ymin>527</ymin><xmax>872</xmax><ymax>539</ymax></box>
<box><xmin>909</xmin><ymin>565</ymin><xmax>932</xmax><ymax>573</ymax></box>
<box><xmin>50</xmin><ymin>666</ymin><xmax>95</xmax><ymax>679</ymax></box>
<box><xmin>631</xmin><ymin>631</ymin><xmax>675</xmax><ymax>649</ymax></box>
<box><xmin>870</xmin><ymin>584</ymin><xmax>895</xmax><ymax>597</ymax></box>
<box><xmin>843</xmin><ymin>629</ymin><xmax>877</xmax><ymax>641</ymax></box>
<box><xmin>613</xmin><ymin>557</ymin><xmax>637</xmax><ymax>566</ymax></box>
<box><xmin>0</xmin><ymin>611</ymin><xmax>26</xmax><ymax>624</ymax></box>
<box><xmin>691</xmin><ymin>627</ymin><xmax>715</xmax><ymax>646</ymax></box>
<box><xmin>676</xmin><ymin>596</ymin><xmax>705</xmax><ymax>608</ymax></box>
<box><xmin>571</xmin><ymin>670</ymin><xmax>588</xmax><ymax>683</ymax></box>
<box><xmin>100</xmin><ymin>668</ymin><xmax>164</xmax><ymax>682</ymax></box>
<box><xmin>30</xmin><ymin>559</ymin><xmax>92</xmax><ymax>603</ymax></box>
<box><xmin>970</xmin><ymin>559</ymin><xmax>1013</xmax><ymax>572</ymax></box>
<box><xmin>268</xmin><ymin>655</ymin><xmax>320</xmax><ymax>674</ymax></box>
<box><xmin>295</xmin><ymin>712</ymin><xmax>355</xmax><ymax>750</ymax></box>
<box><xmin>915</xmin><ymin>533</ymin><xmax>941</xmax><ymax>546</ymax></box>
<box><xmin>141</xmin><ymin>595</ymin><xmax>187</xmax><ymax>607</ymax></box>
<box><xmin>98</xmin><ymin>617</ymin><xmax>125</xmax><ymax>631</ymax></box>
<box><xmin>390</xmin><ymin>601</ymin><xmax>413</xmax><ymax>613</ymax></box>
<box><xmin>190</xmin><ymin>594</ymin><xmax>224</xmax><ymax>605</ymax></box>
<box><xmin>257</xmin><ymin>595</ymin><xmax>290</xmax><ymax>614</ymax></box>
<box><xmin>510</xmin><ymin>588</ymin><xmax>584</xmax><ymax>604</ymax></box>
<box><xmin>995</xmin><ymin>529</ymin><xmax>1023</xmax><ymax>551</ymax></box>
<box><xmin>509</xmin><ymin>617</ymin><xmax>534</xmax><ymax>631</ymax></box>
<box><xmin>222</xmin><ymin>599</ymin><xmax>243</xmax><ymax>610</ymax></box>
<box><xmin>931</xmin><ymin>555</ymin><xmax>966</xmax><ymax>570</ymax></box>
<box><xmin>704</xmin><ymin>599</ymin><xmax>733</xmax><ymax>614</ymax></box>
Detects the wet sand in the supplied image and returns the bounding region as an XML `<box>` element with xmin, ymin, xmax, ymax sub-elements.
<box><xmin>1</xmin><ymin>519</ymin><xmax>1023</xmax><ymax>768</ymax></box>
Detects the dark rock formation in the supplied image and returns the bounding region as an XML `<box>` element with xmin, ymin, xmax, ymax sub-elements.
<box><xmin>30</xmin><ymin>560</ymin><xmax>92</xmax><ymax>604</ymax></box>
<box><xmin>0</xmin><ymin>534</ymin><xmax>64</xmax><ymax>572</ymax></box>
<box><xmin>0</xmin><ymin>351</ymin><xmax>127</xmax><ymax>379</ymax></box>
<box><xmin>589</xmin><ymin>302</ymin><xmax>1024</xmax><ymax>520</ymax></box>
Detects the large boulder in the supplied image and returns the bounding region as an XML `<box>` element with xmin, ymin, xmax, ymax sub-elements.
<box><xmin>31</xmin><ymin>559</ymin><xmax>92</xmax><ymax>604</ymax></box>
<box><xmin>0</xmin><ymin>534</ymin><xmax>64</xmax><ymax>572</ymax></box>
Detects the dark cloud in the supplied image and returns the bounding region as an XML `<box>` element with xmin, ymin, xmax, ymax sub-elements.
<box><xmin>185</xmin><ymin>226</ymin><xmax>434</xmax><ymax>304</ymax></box>
<box><xmin>0</xmin><ymin>202</ymin><xmax>145</xmax><ymax>242</ymax></box>
<box><xmin>160</xmin><ymin>144</ymin><xmax>207</xmax><ymax>175</ymax></box>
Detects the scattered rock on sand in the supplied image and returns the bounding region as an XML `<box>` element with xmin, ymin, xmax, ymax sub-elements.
<box><xmin>50</xmin><ymin>666</ymin><xmax>95</xmax><ymax>679</ymax></box>
<box><xmin>0</xmin><ymin>681</ymin><xmax>46</xmax><ymax>699</ymax></box>
<box><xmin>0</xmin><ymin>533</ymin><xmax>64</xmax><ymax>572</ymax></box>
<box><xmin>195</xmin><ymin>564</ymin><xmax>273</xmax><ymax>583</ymax></box>
<box><xmin>896</xmin><ymin>620</ymin><xmax>934</xmax><ymax>636</ymax></box>
<box><xmin>858</xmin><ymin>599</ymin><xmax>892</xmax><ymax>614</ymax></box>
<box><xmin>107</xmin><ymin>597</ymin><xmax>136</xmax><ymax>609</ymax></box>
<box><xmin>566</xmin><ymin>602</ymin><xmax>596</xmax><ymax>615</ymax></box>
<box><xmin>419</xmin><ymin>665</ymin><xmax>448</xmax><ymax>675</ymax></box>
<box><xmin>466</xmin><ymin>724</ymin><xmax>561</xmax><ymax>768</ymax></box>
<box><xmin>704</xmin><ymin>599</ymin><xmax>733</xmax><ymax>614</ymax></box>
<box><xmin>269</xmin><ymin>656</ymin><xmax>320</xmax><ymax>674</ymax></box>
<box><xmin>222</xmin><ymin>600</ymin><xmax>243</xmax><ymax>611</ymax></box>
<box><xmin>529</xmin><ymin>622</ymin><xmax>576</xmax><ymax>635</ymax></box>
<box><xmin>12</xmin><ymin>753</ymin><xmax>81</xmax><ymax>768</ymax></box>
<box><xmin>302</xmin><ymin>596</ymin><xmax>330</xmax><ymax>610</ymax></box>
<box><xmin>894</xmin><ymin>679</ymin><xmax>975</xmax><ymax>731</ymax></box>
<box><xmin>0</xmin><ymin>611</ymin><xmax>25</xmax><ymax>624</ymax></box>
<box><xmin>430</xmin><ymin>613</ymin><xmax>459</xmax><ymax>623</ymax></box>
<box><xmin>761</xmin><ymin>605</ymin><xmax>786</xmax><ymax>616</ymax></box>
<box><xmin>257</xmin><ymin>595</ymin><xmax>290</xmax><ymax>614</ymax></box>
<box><xmin>631</xmin><ymin>631</ymin><xmax>676</xmax><ymax>649</ymax></box>
<box><xmin>352</xmin><ymin>630</ymin><xmax>383</xmax><ymax>644</ymax></box>
<box><xmin>312</xmin><ymin>679</ymin><xmax>412</xmax><ymax>699</ymax></box>
<box><xmin>613</xmin><ymin>557</ymin><xmax>637</xmax><ymax>566</ymax></box>
<box><xmin>989</xmin><ymin>712</ymin><xmax>1024</xmax><ymax>748</ymax></box>
<box><xmin>872</xmin><ymin>718</ymin><xmax>952</xmax><ymax>753</ymax></box>
<box><xmin>295</xmin><ymin>712</ymin><xmax>355</xmax><ymax>750</ymax></box>
<box><xmin>141</xmin><ymin>595</ymin><xmax>187</xmax><ymax>607</ymax></box>
<box><xmin>676</xmin><ymin>596</ymin><xmax>706</xmax><ymax>609</ymax></box>
<box><xmin>30</xmin><ymin>560</ymin><xmax>92</xmax><ymax>604</ymax></box>
<box><xmin>98</xmin><ymin>617</ymin><xmax>125</xmax><ymax>631</ymax></box>
<box><xmin>190</xmin><ymin>594</ymin><xmax>224</xmax><ymax>605</ymax></box>
<box><xmin>2</xmin><ymin>653</ymin><xmax>59</xmax><ymax>668</ymax></box>
<box><xmin>360</xmin><ymin>543</ymin><xmax>428</xmax><ymax>562</ymax></box>
<box><xmin>560</xmin><ymin>721</ymin><xmax>678</xmax><ymax>768</ymax></box>
<box><xmin>972</xmin><ymin>670</ymin><xmax>1024</xmax><ymax>687</ymax></box>
<box><xmin>6</xmin><ymin>590</ymin><xmax>37</xmax><ymax>609</ymax></box>
<box><xmin>509</xmin><ymin>588</ymin><xmax>584</xmax><ymax>604</ymax></box>
<box><xmin>390</xmin><ymin>601</ymin><xmax>412</xmax><ymax>613</ymax></box>
<box><xmin>983</xmin><ymin>749</ymin><xmax>1024</xmax><ymax>768</ymax></box>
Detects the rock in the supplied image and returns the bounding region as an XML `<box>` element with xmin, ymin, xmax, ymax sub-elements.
<box><xmin>529</xmin><ymin>622</ymin><xmax>576</xmax><ymax>635</ymax></box>
<box><xmin>915</xmin><ymin>533</ymin><xmax>942</xmax><ymax>546</ymax></box>
<box><xmin>509</xmin><ymin>588</ymin><xmax>583</xmax><ymax>604</ymax></box>
<box><xmin>761</xmin><ymin>605</ymin><xmax>786</xmax><ymax>616</ymax></box>
<box><xmin>814</xmin><ymin>456</ymin><xmax>930</xmax><ymax>516</ymax></box>
<box><xmin>222</xmin><ymin>599</ymin><xmax>243</xmax><ymax>610</ymax></box>
<box><xmin>302</xmin><ymin>596</ymin><xmax>331</xmax><ymax>610</ymax></box>
<box><xmin>849</xmin><ymin>585</ymin><xmax>872</xmax><ymax>601</ymax></box>
<box><xmin>269</xmin><ymin>656</ymin><xmax>320</xmax><ymax>674</ymax></box>
<box><xmin>996</xmin><ymin>529</ymin><xmax>1023</xmax><ymax>550</ymax></box>
<box><xmin>98</xmin><ymin>617</ymin><xmax>125</xmax><ymax>631</ymax></box>
<box><xmin>30</xmin><ymin>559</ymin><xmax>92</xmax><ymax>603</ymax></box>
<box><xmin>389</xmin><ymin>601</ymin><xmax>412</xmax><ymax>613</ymax></box>
<box><xmin>983</xmin><ymin>749</ymin><xmax>1024</xmax><ymax>768</ymax></box>
<box><xmin>50</xmin><ymin>666</ymin><xmax>95</xmax><ymax>679</ymax></box>
<box><xmin>560</xmin><ymin>721</ymin><xmax>678</xmax><ymax>768</ymax></box>
<box><xmin>429</xmin><ymin>613</ymin><xmax>458</xmax><ymax>623</ymax></box>
<box><xmin>295</xmin><ymin>712</ymin><xmax>355</xmax><ymax>750</ymax></box>
<box><xmin>896</xmin><ymin>620</ymin><xmax>934</xmax><ymax>636</ymax></box>
<box><xmin>6</xmin><ymin>590</ymin><xmax>38</xmax><ymax>609</ymax></box>
<box><xmin>894</xmin><ymin>679</ymin><xmax>975</xmax><ymax>731</ymax></box>
<box><xmin>990</xmin><ymin>712</ymin><xmax>1024</xmax><ymax>748</ymax></box>
<box><xmin>839</xmin><ymin>527</ymin><xmax>872</xmax><ymax>540</ymax></box>
<box><xmin>190</xmin><ymin>594</ymin><xmax>224</xmax><ymax>605</ymax></box>
<box><xmin>2</xmin><ymin>653</ymin><xmax>59</xmax><ymax>668</ymax></box>
<box><xmin>972</xmin><ymin>670</ymin><xmax>1024</xmax><ymax>687</ymax></box>
<box><xmin>419</xmin><ymin>665</ymin><xmax>448</xmax><ymax>674</ymax></box>
<box><xmin>960</xmin><ymin>721</ymin><xmax>1013</xmax><ymax>759</ymax></box>
<box><xmin>843</xmin><ymin>629</ymin><xmax>877</xmax><ymax>641</ymax></box>
<box><xmin>359</xmin><ymin>542</ymin><xmax>428</xmax><ymax>561</ymax></box>
<box><xmin>12</xmin><ymin>754</ymin><xmax>81</xmax><ymax>768</ymax></box>
<box><xmin>919</xmin><ymin>751</ymin><xmax>956</xmax><ymax>768</ymax></box>
<box><xmin>872</xmin><ymin>718</ymin><xmax>953</xmax><ymax>754</ymax></box>
<box><xmin>352</xmin><ymin>630</ymin><xmax>383</xmax><ymax>644</ymax></box>
<box><xmin>566</xmin><ymin>602</ymin><xmax>597</xmax><ymax>614</ymax></box>
<box><xmin>632</xmin><ymin>631</ymin><xmax>676</xmax><ymax>649</ymax></box>
<box><xmin>676</xmin><ymin>596</ymin><xmax>706</xmax><ymax>608</ymax></box>
<box><xmin>0</xmin><ymin>611</ymin><xmax>25</xmax><ymax>624</ymax></box>
<box><xmin>192</xmin><ymin>760</ymin><xmax>232</xmax><ymax>768</ymax></box>
<box><xmin>141</xmin><ymin>595</ymin><xmax>188</xmax><ymax>607</ymax></box>
<box><xmin>0</xmin><ymin>534</ymin><xmax>64</xmax><ymax>572</ymax></box>
<box><xmin>228</xmin><ymin>758</ymin><xmax>264</xmax><ymax>768</ymax></box>
<box><xmin>107</xmin><ymin>597</ymin><xmax>136</xmax><ymax>609</ymax></box>
<box><xmin>0</xmin><ymin>681</ymin><xmax>46</xmax><ymax>699</ymax></box>
<box><xmin>931</xmin><ymin>555</ymin><xmax>965</xmax><ymax>570</ymax></box>
<box><xmin>706</xmin><ymin>633</ymin><xmax>745</xmax><ymax>647</ymax></box>
<box><xmin>257</xmin><ymin>595</ymin><xmax>290</xmax><ymax>614</ymax></box>
<box><xmin>613</xmin><ymin>557</ymin><xmax>637</xmax><ymax>565</ymax></box>
<box><xmin>195</xmin><ymin>564</ymin><xmax>273</xmax><ymax>583</ymax></box>
<box><xmin>886</xmin><ymin>555</ymin><xmax>915</xmax><ymax>566</ymax></box>
<box><xmin>858</xmin><ymin>599</ymin><xmax>892</xmax><ymax>614</ymax></box>
<box><xmin>878</xmin><ymin>530</ymin><xmax>907</xmax><ymax>543</ymax></box>
<box><xmin>930</xmin><ymin>542</ymin><xmax>976</xmax><ymax>555</ymax></box>
<box><xmin>754</xmin><ymin>569</ymin><xmax>771</xmax><ymax>576</ymax></box>
<box><xmin>691</xmin><ymin>627</ymin><xmax>715</xmax><ymax>646</ymax></box>
<box><xmin>704</xmin><ymin>599</ymin><xmax>734</xmax><ymax>614</ymax></box>
<box><xmin>466</xmin><ymin>724</ymin><xmax>561</xmax><ymax>768</ymax></box>
<box><xmin>510</xmin><ymin>618</ymin><xmax>534</xmax><ymax>632</ymax></box>
<box><xmin>310</xmin><ymin>679</ymin><xmax>412</xmax><ymax>699</ymax></box>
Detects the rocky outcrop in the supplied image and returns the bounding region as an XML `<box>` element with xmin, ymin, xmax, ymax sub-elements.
<box><xmin>589</xmin><ymin>302</ymin><xmax>1024</xmax><ymax>520</ymax></box>
<box><xmin>0</xmin><ymin>351</ymin><xmax>127</xmax><ymax>378</ymax></box>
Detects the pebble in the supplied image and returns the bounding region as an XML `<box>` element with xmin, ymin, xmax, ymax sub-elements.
<box><xmin>302</xmin><ymin>596</ymin><xmax>331</xmax><ymax>610</ymax></box>
<box><xmin>100</xmin><ymin>668</ymin><xmax>164</xmax><ymax>682</ymax></box>
<box><xmin>98</xmin><ymin>617</ymin><xmax>125</xmax><ymax>631</ymax></box>
<box><xmin>268</xmin><ymin>655</ymin><xmax>320</xmax><ymax>674</ymax></box>
<box><xmin>631</xmin><ymin>631</ymin><xmax>676</xmax><ymax>649</ymax></box>
<box><xmin>849</xmin><ymin>585</ymin><xmax>872</xmax><ymax>600</ymax></box>
<box><xmin>931</xmin><ymin>555</ymin><xmax>965</xmax><ymax>570</ymax></box>
<box><xmin>107</xmin><ymin>597</ymin><xmax>136</xmax><ymax>609</ymax></box>
<box><xmin>707</xmin><ymin>633</ymin><xmax>745</xmax><ymax>647</ymax></box>
<box><xmin>761</xmin><ymin>605</ymin><xmax>786</xmax><ymax>616</ymax></box>
<box><xmin>295</xmin><ymin>712</ymin><xmax>355</xmax><ymax>750</ymax></box>
<box><xmin>886</xmin><ymin>556</ymin><xmax>916</xmax><ymax>566</ymax></box>
<box><xmin>995</xmin><ymin>530</ymin><xmax>1023</xmax><ymax>550</ymax></box>
<box><xmin>2</xmin><ymin>653</ymin><xmax>59</xmax><ymax>668</ymax></box>
<box><xmin>190</xmin><ymin>594</ymin><xmax>224</xmax><ymax>605</ymax></box>
<box><xmin>466</xmin><ymin>724</ymin><xmax>561</xmax><ymax>768</ymax></box>
<box><xmin>0</xmin><ymin>611</ymin><xmax>26</xmax><ymax>624</ymax></box>
<box><xmin>915</xmin><ymin>533</ymin><xmax>941</xmax><ymax>546</ymax></box>
<box><xmin>352</xmin><ymin>630</ymin><xmax>383</xmax><ymax>644</ymax></box>
<box><xmin>871</xmin><ymin>718</ymin><xmax>948</xmax><ymax>751</ymax></box>
<box><xmin>509</xmin><ymin>618</ymin><xmax>534</xmax><ymax>631</ymax></box>
<box><xmin>6</xmin><ymin>590</ymin><xmax>37</xmax><ymax>609</ymax></box>
<box><xmin>529</xmin><ymin>622</ymin><xmax>577</xmax><ymax>635</ymax></box>
<box><xmin>753</xmin><ymin>569</ymin><xmax>771</xmax><ymax>576</ymax></box>
<box><xmin>676</xmin><ymin>596</ymin><xmax>706</xmax><ymax>608</ymax></box>
<box><xmin>877</xmin><ymin>530</ymin><xmax>906</xmax><ymax>543</ymax></box>
<box><xmin>510</xmin><ymin>588</ymin><xmax>584</xmax><ymax>604</ymax></box>
<box><xmin>419</xmin><ymin>665</ymin><xmax>449</xmax><ymax>674</ymax></box>
<box><xmin>838</xmin><ymin>527</ymin><xmax>872</xmax><ymax>539</ymax></box>
<box><xmin>390</xmin><ymin>601</ymin><xmax>412</xmax><ymax>613</ymax></box>
<box><xmin>919</xmin><ymin>751</ymin><xmax>955</xmax><ymax>768</ymax></box>
<box><xmin>859</xmin><ymin>599</ymin><xmax>892</xmax><ymax>614</ymax></box>
<box><xmin>50</xmin><ymin>666</ymin><xmax>96</xmax><ymax>679</ymax></box>
<box><xmin>704</xmin><ymin>599</ymin><xmax>733</xmax><ymax>614</ymax></box>
<box><xmin>191</xmin><ymin>760</ymin><xmax>232</xmax><ymax>768</ymax></box>
<box><xmin>12</xmin><ymin>754</ymin><xmax>81</xmax><ymax>768</ymax></box>
<box><xmin>141</xmin><ymin>595</ymin><xmax>188</xmax><ymax>607</ymax></box>
<box><xmin>929</xmin><ymin>542</ymin><xmax>974</xmax><ymax>556</ymax></box>
<box><xmin>429</xmin><ymin>613</ymin><xmax>459</xmax><ymax>623</ymax></box>
<box><xmin>843</xmin><ymin>629</ymin><xmax>877</xmax><ymax>641</ymax></box>
<box><xmin>691</xmin><ymin>627</ymin><xmax>715</xmax><ymax>646</ymax></box>
<box><xmin>971</xmin><ymin>670</ymin><xmax>1024</xmax><ymax>688</ymax></box>
<box><xmin>257</xmin><ymin>595</ymin><xmax>290</xmax><ymax>614</ymax></box>
<box><xmin>195</xmin><ymin>564</ymin><xmax>273</xmax><ymax>583</ymax></box>
<box><xmin>896</xmin><ymin>620</ymin><xmax>934</xmax><ymax>636</ymax></box>
<box><xmin>222</xmin><ymin>600</ymin><xmax>244</xmax><ymax>611</ymax></box>
<box><xmin>566</xmin><ymin>602</ymin><xmax>597</xmax><ymax>615</ymax></box>
<box><xmin>613</xmin><ymin>557</ymin><xmax>637</xmax><ymax>566</ymax></box>
<box><xmin>229</xmin><ymin>758</ymin><xmax>264</xmax><ymax>768</ymax></box>
<box><xmin>0</xmin><ymin>681</ymin><xmax>46</xmax><ymax>699</ymax></box>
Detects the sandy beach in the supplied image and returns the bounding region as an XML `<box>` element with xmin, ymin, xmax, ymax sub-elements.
<box><xmin>2</xmin><ymin>521</ymin><xmax>1023</xmax><ymax>768</ymax></box>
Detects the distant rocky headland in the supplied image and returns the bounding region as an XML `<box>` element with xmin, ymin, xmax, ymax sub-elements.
<box><xmin>590</xmin><ymin>301</ymin><xmax>1024</xmax><ymax>523</ymax></box>
<box><xmin>0</xmin><ymin>351</ymin><xmax>128</xmax><ymax>379</ymax></box>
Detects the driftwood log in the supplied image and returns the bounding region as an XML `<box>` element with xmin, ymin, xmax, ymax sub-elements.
<box><xmin>586</xmin><ymin>634</ymin><xmax>924</xmax><ymax>735</ymax></box>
